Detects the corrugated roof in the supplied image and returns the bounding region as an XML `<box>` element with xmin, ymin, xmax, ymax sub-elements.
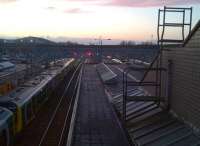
<box><xmin>112</xmin><ymin>93</ymin><xmax>200</xmax><ymax>146</ymax></box>
<box><xmin>0</xmin><ymin>61</ymin><xmax>15</xmax><ymax>71</ymax></box>
<box><xmin>105</xmin><ymin>64</ymin><xmax>200</xmax><ymax>146</ymax></box>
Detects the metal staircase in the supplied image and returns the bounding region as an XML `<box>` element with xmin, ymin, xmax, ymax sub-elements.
<box><xmin>122</xmin><ymin>6</ymin><xmax>193</xmax><ymax>121</ymax></box>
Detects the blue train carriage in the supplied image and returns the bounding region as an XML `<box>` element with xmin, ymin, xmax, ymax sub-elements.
<box><xmin>41</xmin><ymin>58</ymin><xmax>74</xmax><ymax>91</ymax></box>
<box><xmin>10</xmin><ymin>60</ymin><xmax>73</xmax><ymax>133</ymax></box>
<box><xmin>0</xmin><ymin>107</ymin><xmax>14</xmax><ymax>146</ymax></box>
<box><xmin>54</xmin><ymin>58</ymin><xmax>75</xmax><ymax>83</ymax></box>
<box><xmin>39</xmin><ymin>58</ymin><xmax>79</xmax><ymax>100</ymax></box>
<box><xmin>0</xmin><ymin>97</ymin><xmax>18</xmax><ymax>135</ymax></box>
<box><xmin>0</xmin><ymin>73</ymin><xmax>53</xmax><ymax>134</ymax></box>
<box><xmin>40</xmin><ymin>71</ymin><xmax>60</xmax><ymax>97</ymax></box>
<box><xmin>0</xmin><ymin>86</ymin><xmax>38</xmax><ymax>134</ymax></box>
<box><xmin>23</xmin><ymin>73</ymin><xmax>56</xmax><ymax>111</ymax></box>
<box><xmin>0</xmin><ymin>58</ymin><xmax>77</xmax><ymax>135</ymax></box>
<box><xmin>44</xmin><ymin>65</ymin><xmax>64</xmax><ymax>90</ymax></box>
<box><xmin>8</xmin><ymin>73</ymin><xmax>54</xmax><ymax>133</ymax></box>
<box><xmin>48</xmin><ymin>58</ymin><xmax>75</xmax><ymax>88</ymax></box>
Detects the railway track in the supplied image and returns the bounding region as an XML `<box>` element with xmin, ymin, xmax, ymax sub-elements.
<box><xmin>14</xmin><ymin>62</ymin><xmax>83</xmax><ymax>146</ymax></box>
<box><xmin>38</xmin><ymin>63</ymin><xmax>82</xmax><ymax>146</ymax></box>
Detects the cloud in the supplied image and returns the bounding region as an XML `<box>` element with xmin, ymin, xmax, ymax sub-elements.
<box><xmin>65</xmin><ymin>0</ymin><xmax>96</xmax><ymax>1</ymax></box>
<box><xmin>46</xmin><ymin>6</ymin><xmax>56</xmax><ymax>10</ymax></box>
<box><xmin>105</xmin><ymin>0</ymin><xmax>200</xmax><ymax>7</ymax></box>
<box><xmin>64</xmin><ymin>8</ymin><xmax>91</xmax><ymax>14</ymax></box>
<box><xmin>65</xmin><ymin>0</ymin><xmax>200</xmax><ymax>7</ymax></box>
<box><xmin>0</xmin><ymin>0</ymin><xmax>17</xmax><ymax>3</ymax></box>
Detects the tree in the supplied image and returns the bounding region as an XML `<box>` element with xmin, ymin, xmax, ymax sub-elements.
<box><xmin>119</xmin><ymin>40</ymin><xmax>136</xmax><ymax>46</ymax></box>
<box><xmin>120</xmin><ymin>41</ymin><xmax>127</xmax><ymax>46</ymax></box>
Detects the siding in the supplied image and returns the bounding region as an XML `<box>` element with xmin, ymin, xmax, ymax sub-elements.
<box><xmin>163</xmin><ymin>30</ymin><xmax>200</xmax><ymax>129</ymax></box>
<box><xmin>185</xmin><ymin>21</ymin><xmax>200</xmax><ymax>48</ymax></box>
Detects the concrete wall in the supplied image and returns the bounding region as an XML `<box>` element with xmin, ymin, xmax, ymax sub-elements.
<box><xmin>163</xmin><ymin>25</ymin><xmax>200</xmax><ymax>130</ymax></box>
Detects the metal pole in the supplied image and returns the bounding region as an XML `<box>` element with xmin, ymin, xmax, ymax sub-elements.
<box><xmin>167</xmin><ymin>60</ymin><xmax>173</xmax><ymax>110</ymax></box>
<box><xmin>189</xmin><ymin>7</ymin><xmax>193</xmax><ymax>33</ymax></box>
<box><xmin>157</xmin><ymin>9</ymin><xmax>161</xmax><ymax>45</ymax></box>
<box><xmin>158</xmin><ymin>6</ymin><xmax>166</xmax><ymax>105</ymax></box>
<box><xmin>182</xmin><ymin>9</ymin><xmax>185</xmax><ymax>40</ymax></box>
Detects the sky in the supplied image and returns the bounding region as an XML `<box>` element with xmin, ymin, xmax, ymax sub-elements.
<box><xmin>0</xmin><ymin>0</ymin><xmax>200</xmax><ymax>44</ymax></box>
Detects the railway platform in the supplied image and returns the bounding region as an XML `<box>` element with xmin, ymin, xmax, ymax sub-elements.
<box><xmin>71</xmin><ymin>64</ymin><xmax>130</xmax><ymax>146</ymax></box>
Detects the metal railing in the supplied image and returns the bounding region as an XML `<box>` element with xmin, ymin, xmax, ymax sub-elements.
<box><xmin>157</xmin><ymin>6</ymin><xmax>192</xmax><ymax>45</ymax></box>
<box><xmin>122</xmin><ymin>66</ymin><xmax>167</xmax><ymax>121</ymax></box>
<box><xmin>122</xmin><ymin>6</ymin><xmax>193</xmax><ymax>122</ymax></box>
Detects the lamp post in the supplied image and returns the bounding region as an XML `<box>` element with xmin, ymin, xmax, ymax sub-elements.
<box><xmin>94</xmin><ymin>36</ymin><xmax>111</xmax><ymax>62</ymax></box>
<box><xmin>3</xmin><ymin>40</ymin><xmax>7</xmax><ymax>56</ymax></box>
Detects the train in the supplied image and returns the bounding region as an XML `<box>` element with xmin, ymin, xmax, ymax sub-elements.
<box><xmin>0</xmin><ymin>107</ymin><xmax>13</xmax><ymax>146</ymax></box>
<box><xmin>0</xmin><ymin>58</ymin><xmax>81</xmax><ymax>146</ymax></box>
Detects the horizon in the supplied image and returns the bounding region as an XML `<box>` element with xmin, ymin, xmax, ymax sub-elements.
<box><xmin>0</xmin><ymin>0</ymin><xmax>200</xmax><ymax>44</ymax></box>
<box><xmin>0</xmin><ymin>35</ymin><xmax>156</xmax><ymax>45</ymax></box>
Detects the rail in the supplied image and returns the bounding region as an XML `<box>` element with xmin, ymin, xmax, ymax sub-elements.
<box><xmin>58</xmin><ymin>66</ymin><xmax>82</xmax><ymax>146</ymax></box>
<box><xmin>38</xmin><ymin>61</ymin><xmax>83</xmax><ymax>146</ymax></box>
<box><xmin>122</xmin><ymin>6</ymin><xmax>193</xmax><ymax>122</ymax></box>
<box><xmin>122</xmin><ymin>66</ymin><xmax>167</xmax><ymax>121</ymax></box>
<box><xmin>66</xmin><ymin>65</ymin><xmax>83</xmax><ymax>146</ymax></box>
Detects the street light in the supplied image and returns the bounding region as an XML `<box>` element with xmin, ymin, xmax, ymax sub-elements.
<box><xmin>2</xmin><ymin>40</ymin><xmax>7</xmax><ymax>56</ymax></box>
<box><xmin>94</xmin><ymin>36</ymin><xmax>111</xmax><ymax>62</ymax></box>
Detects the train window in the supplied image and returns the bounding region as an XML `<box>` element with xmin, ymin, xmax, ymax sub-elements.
<box><xmin>0</xmin><ymin>130</ymin><xmax>7</xmax><ymax>146</ymax></box>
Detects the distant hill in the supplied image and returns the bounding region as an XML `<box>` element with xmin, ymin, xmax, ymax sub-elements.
<box><xmin>0</xmin><ymin>36</ymin><xmax>56</xmax><ymax>45</ymax></box>
<box><xmin>16</xmin><ymin>36</ymin><xmax>55</xmax><ymax>44</ymax></box>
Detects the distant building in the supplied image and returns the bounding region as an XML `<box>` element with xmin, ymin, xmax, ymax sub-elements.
<box><xmin>0</xmin><ymin>61</ymin><xmax>26</xmax><ymax>96</ymax></box>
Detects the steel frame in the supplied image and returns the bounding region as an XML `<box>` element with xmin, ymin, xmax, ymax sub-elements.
<box><xmin>122</xmin><ymin>6</ymin><xmax>193</xmax><ymax>122</ymax></box>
